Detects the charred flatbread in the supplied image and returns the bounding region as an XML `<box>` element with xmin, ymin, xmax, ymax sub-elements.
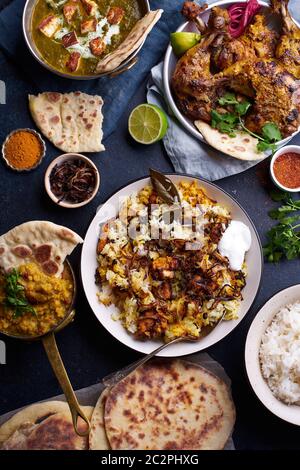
<box><xmin>0</xmin><ymin>401</ymin><xmax>93</xmax><ymax>450</ymax></box>
<box><xmin>0</xmin><ymin>221</ymin><xmax>83</xmax><ymax>277</ymax></box>
<box><xmin>195</xmin><ymin>120</ymin><xmax>265</xmax><ymax>161</ymax></box>
<box><xmin>104</xmin><ymin>359</ymin><xmax>235</xmax><ymax>450</ymax></box>
<box><xmin>96</xmin><ymin>10</ymin><xmax>163</xmax><ymax>74</ymax></box>
<box><xmin>28</xmin><ymin>92</ymin><xmax>105</xmax><ymax>153</ymax></box>
<box><xmin>89</xmin><ymin>388</ymin><xmax>110</xmax><ymax>450</ymax></box>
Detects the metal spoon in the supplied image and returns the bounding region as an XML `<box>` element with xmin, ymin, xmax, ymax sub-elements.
<box><xmin>103</xmin><ymin>311</ymin><xmax>226</xmax><ymax>388</ymax></box>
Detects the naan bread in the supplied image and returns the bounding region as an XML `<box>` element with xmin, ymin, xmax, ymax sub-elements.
<box><xmin>0</xmin><ymin>221</ymin><xmax>83</xmax><ymax>277</ymax></box>
<box><xmin>89</xmin><ymin>388</ymin><xmax>110</xmax><ymax>450</ymax></box>
<box><xmin>0</xmin><ymin>401</ymin><xmax>93</xmax><ymax>450</ymax></box>
<box><xmin>104</xmin><ymin>359</ymin><xmax>235</xmax><ymax>450</ymax></box>
<box><xmin>96</xmin><ymin>10</ymin><xmax>163</xmax><ymax>74</ymax></box>
<box><xmin>28</xmin><ymin>92</ymin><xmax>105</xmax><ymax>153</ymax></box>
<box><xmin>195</xmin><ymin>121</ymin><xmax>265</xmax><ymax>161</ymax></box>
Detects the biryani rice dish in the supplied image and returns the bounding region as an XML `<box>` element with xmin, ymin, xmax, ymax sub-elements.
<box><xmin>259</xmin><ymin>302</ymin><xmax>300</xmax><ymax>405</ymax></box>
<box><xmin>96</xmin><ymin>181</ymin><xmax>247</xmax><ymax>342</ymax></box>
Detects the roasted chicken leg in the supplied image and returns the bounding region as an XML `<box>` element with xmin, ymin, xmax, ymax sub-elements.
<box><xmin>223</xmin><ymin>59</ymin><xmax>300</xmax><ymax>137</ymax></box>
<box><xmin>172</xmin><ymin>31</ymin><xmax>228</xmax><ymax>121</ymax></box>
<box><xmin>271</xmin><ymin>0</ymin><xmax>300</xmax><ymax>79</ymax></box>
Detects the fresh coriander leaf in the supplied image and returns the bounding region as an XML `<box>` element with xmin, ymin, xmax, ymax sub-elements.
<box><xmin>2</xmin><ymin>269</ymin><xmax>36</xmax><ymax>318</ymax></box>
<box><xmin>211</xmin><ymin>110</ymin><xmax>239</xmax><ymax>137</ymax></box>
<box><xmin>257</xmin><ymin>141</ymin><xmax>276</xmax><ymax>153</ymax></box>
<box><xmin>218</xmin><ymin>92</ymin><xmax>239</xmax><ymax>106</ymax></box>
<box><xmin>235</xmin><ymin>101</ymin><xmax>251</xmax><ymax>116</ymax></box>
<box><xmin>279</xmin><ymin>215</ymin><xmax>300</xmax><ymax>225</ymax></box>
<box><xmin>261</xmin><ymin>123</ymin><xmax>282</xmax><ymax>143</ymax></box>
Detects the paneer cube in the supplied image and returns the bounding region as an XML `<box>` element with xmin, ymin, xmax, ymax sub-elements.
<box><xmin>81</xmin><ymin>0</ymin><xmax>98</xmax><ymax>17</ymax></box>
<box><xmin>62</xmin><ymin>31</ymin><xmax>78</xmax><ymax>48</ymax></box>
<box><xmin>63</xmin><ymin>2</ymin><xmax>78</xmax><ymax>24</ymax></box>
<box><xmin>66</xmin><ymin>51</ymin><xmax>81</xmax><ymax>72</ymax></box>
<box><xmin>89</xmin><ymin>37</ymin><xmax>106</xmax><ymax>56</ymax></box>
<box><xmin>80</xmin><ymin>18</ymin><xmax>97</xmax><ymax>34</ymax></box>
<box><xmin>38</xmin><ymin>15</ymin><xmax>61</xmax><ymax>38</ymax></box>
<box><xmin>107</xmin><ymin>6</ymin><xmax>124</xmax><ymax>25</ymax></box>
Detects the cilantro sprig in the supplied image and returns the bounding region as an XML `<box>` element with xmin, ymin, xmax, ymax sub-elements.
<box><xmin>2</xmin><ymin>269</ymin><xmax>36</xmax><ymax>319</ymax></box>
<box><xmin>211</xmin><ymin>93</ymin><xmax>282</xmax><ymax>153</ymax></box>
<box><xmin>211</xmin><ymin>93</ymin><xmax>251</xmax><ymax>138</ymax></box>
<box><xmin>264</xmin><ymin>191</ymin><xmax>300</xmax><ymax>262</ymax></box>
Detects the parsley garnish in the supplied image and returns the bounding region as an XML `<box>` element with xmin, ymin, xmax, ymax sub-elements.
<box><xmin>211</xmin><ymin>110</ymin><xmax>239</xmax><ymax>137</ymax></box>
<box><xmin>264</xmin><ymin>191</ymin><xmax>300</xmax><ymax>262</ymax></box>
<box><xmin>218</xmin><ymin>92</ymin><xmax>239</xmax><ymax>106</ymax></box>
<box><xmin>2</xmin><ymin>269</ymin><xmax>36</xmax><ymax>318</ymax></box>
<box><xmin>212</xmin><ymin>93</ymin><xmax>282</xmax><ymax>153</ymax></box>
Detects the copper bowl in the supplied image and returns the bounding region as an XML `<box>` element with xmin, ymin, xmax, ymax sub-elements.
<box><xmin>2</xmin><ymin>128</ymin><xmax>46</xmax><ymax>172</ymax></box>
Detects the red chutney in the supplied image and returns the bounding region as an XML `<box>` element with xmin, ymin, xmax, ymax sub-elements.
<box><xmin>273</xmin><ymin>153</ymin><xmax>300</xmax><ymax>189</ymax></box>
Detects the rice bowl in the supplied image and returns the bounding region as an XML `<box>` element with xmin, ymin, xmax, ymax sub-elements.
<box><xmin>259</xmin><ymin>302</ymin><xmax>300</xmax><ymax>405</ymax></box>
<box><xmin>245</xmin><ymin>285</ymin><xmax>300</xmax><ymax>426</ymax></box>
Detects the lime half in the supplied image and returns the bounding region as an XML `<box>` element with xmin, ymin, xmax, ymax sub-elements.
<box><xmin>170</xmin><ymin>32</ymin><xmax>201</xmax><ymax>56</ymax></box>
<box><xmin>128</xmin><ymin>104</ymin><xmax>168</xmax><ymax>145</ymax></box>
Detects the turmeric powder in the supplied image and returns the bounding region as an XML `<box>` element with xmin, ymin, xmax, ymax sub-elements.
<box><xmin>3</xmin><ymin>130</ymin><xmax>44</xmax><ymax>170</ymax></box>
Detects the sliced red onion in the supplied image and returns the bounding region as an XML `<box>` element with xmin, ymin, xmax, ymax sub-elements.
<box><xmin>228</xmin><ymin>0</ymin><xmax>261</xmax><ymax>38</ymax></box>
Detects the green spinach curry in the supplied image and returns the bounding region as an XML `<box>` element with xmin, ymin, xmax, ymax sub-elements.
<box><xmin>32</xmin><ymin>0</ymin><xmax>142</xmax><ymax>76</ymax></box>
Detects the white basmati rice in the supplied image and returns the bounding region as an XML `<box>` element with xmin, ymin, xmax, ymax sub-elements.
<box><xmin>259</xmin><ymin>302</ymin><xmax>300</xmax><ymax>405</ymax></box>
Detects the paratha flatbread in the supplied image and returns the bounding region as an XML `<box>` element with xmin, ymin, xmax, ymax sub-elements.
<box><xmin>89</xmin><ymin>388</ymin><xmax>110</xmax><ymax>450</ymax></box>
<box><xmin>0</xmin><ymin>401</ymin><xmax>93</xmax><ymax>450</ymax></box>
<box><xmin>0</xmin><ymin>221</ymin><xmax>83</xmax><ymax>277</ymax></box>
<box><xmin>96</xmin><ymin>10</ymin><xmax>163</xmax><ymax>74</ymax></box>
<box><xmin>195</xmin><ymin>120</ymin><xmax>265</xmax><ymax>161</ymax></box>
<box><xmin>28</xmin><ymin>92</ymin><xmax>105</xmax><ymax>153</ymax></box>
<box><xmin>104</xmin><ymin>359</ymin><xmax>235</xmax><ymax>450</ymax></box>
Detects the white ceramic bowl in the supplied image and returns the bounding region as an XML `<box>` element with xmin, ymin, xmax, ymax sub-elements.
<box><xmin>245</xmin><ymin>285</ymin><xmax>300</xmax><ymax>426</ymax></box>
<box><xmin>44</xmin><ymin>153</ymin><xmax>100</xmax><ymax>209</ymax></box>
<box><xmin>270</xmin><ymin>145</ymin><xmax>300</xmax><ymax>192</ymax></box>
<box><xmin>163</xmin><ymin>0</ymin><xmax>300</xmax><ymax>150</ymax></box>
<box><xmin>81</xmin><ymin>174</ymin><xmax>263</xmax><ymax>356</ymax></box>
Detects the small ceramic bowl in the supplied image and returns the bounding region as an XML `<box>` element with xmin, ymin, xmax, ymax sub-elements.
<box><xmin>44</xmin><ymin>153</ymin><xmax>100</xmax><ymax>209</ymax></box>
<box><xmin>2</xmin><ymin>128</ymin><xmax>46</xmax><ymax>172</ymax></box>
<box><xmin>245</xmin><ymin>285</ymin><xmax>300</xmax><ymax>426</ymax></box>
<box><xmin>270</xmin><ymin>145</ymin><xmax>300</xmax><ymax>193</ymax></box>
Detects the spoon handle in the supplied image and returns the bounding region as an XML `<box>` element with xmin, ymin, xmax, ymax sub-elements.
<box><xmin>42</xmin><ymin>333</ymin><xmax>91</xmax><ymax>436</ymax></box>
<box><xmin>102</xmin><ymin>336</ymin><xmax>184</xmax><ymax>388</ymax></box>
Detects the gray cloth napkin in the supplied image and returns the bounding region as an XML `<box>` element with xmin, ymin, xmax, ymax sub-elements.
<box><xmin>147</xmin><ymin>0</ymin><xmax>300</xmax><ymax>181</ymax></box>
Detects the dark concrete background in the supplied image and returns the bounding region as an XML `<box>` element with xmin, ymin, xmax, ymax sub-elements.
<box><xmin>0</xmin><ymin>0</ymin><xmax>300</xmax><ymax>451</ymax></box>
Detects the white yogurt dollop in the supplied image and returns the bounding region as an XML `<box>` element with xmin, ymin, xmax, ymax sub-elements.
<box><xmin>218</xmin><ymin>221</ymin><xmax>251</xmax><ymax>271</ymax></box>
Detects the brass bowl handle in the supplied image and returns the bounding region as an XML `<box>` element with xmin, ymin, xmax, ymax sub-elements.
<box><xmin>42</xmin><ymin>332</ymin><xmax>91</xmax><ymax>437</ymax></box>
<box><xmin>109</xmin><ymin>56</ymin><xmax>139</xmax><ymax>78</ymax></box>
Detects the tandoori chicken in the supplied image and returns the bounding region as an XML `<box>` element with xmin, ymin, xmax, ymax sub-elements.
<box><xmin>172</xmin><ymin>1</ymin><xmax>300</xmax><ymax>138</ymax></box>
<box><xmin>271</xmin><ymin>0</ymin><xmax>300</xmax><ymax>79</ymax></box>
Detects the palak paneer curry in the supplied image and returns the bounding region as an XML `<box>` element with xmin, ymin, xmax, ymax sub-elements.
<box><xmin>0</xmin><ymin>263</ymin><xmax>74</xmax><ymax>337</ymax></box>
<box><xmin>31</xmin><ymin>0</ymin><xmax>143</xmax><ymax>75</ymax></box>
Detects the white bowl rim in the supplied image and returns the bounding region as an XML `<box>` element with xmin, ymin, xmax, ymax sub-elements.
<box><xmin>245</xmin><ymin>284</ymin><xmax>300</xmax><ymax>426</ymax></box>
<box><xmin>81</xmin><ymin>172</ymin><xmax>264</xmax><ymax>356</ymax></box>
<box><xmin>44</xmin><ymin>153</ymin><xmax>100</xmax><ymax>208</ymax></box>
<box><xmin>163</xmin><ymin>0</ymin><xmax>300</xmax><ymax>148</ymax></box>
<box><xmin>270</xmin><ymin>145</ymin><xmax>300</xmax><ymax>193</ymax></box>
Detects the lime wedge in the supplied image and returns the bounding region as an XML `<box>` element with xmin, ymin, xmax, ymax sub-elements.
<box><xmin>128</xmin><ymin>104</ymin><xmax>168</xmax><ymax>145</ymax></box>
<box><xmin>170</xmin><ymin>32</ymin><xmax>201</xmax><ymax>56</ymax></box>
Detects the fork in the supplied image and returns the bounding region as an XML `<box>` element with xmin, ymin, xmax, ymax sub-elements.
<box><xmin>102</xmin><ymin>311</ymin><xmax>226</xmax><ymax>388</ymax></box>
